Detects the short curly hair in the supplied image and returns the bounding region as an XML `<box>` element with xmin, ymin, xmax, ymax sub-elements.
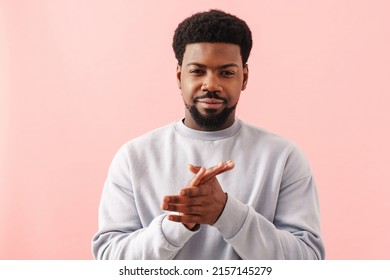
<box><xmin>173</xmin><ymin>9</ymin><xmax>252</xmax><ymax>66</ymax></box>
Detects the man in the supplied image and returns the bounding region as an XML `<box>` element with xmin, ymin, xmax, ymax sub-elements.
<box><xmin>92</xmin><ymin>9</ymin><xmax>325</xmax><ymax>260</ymax></box>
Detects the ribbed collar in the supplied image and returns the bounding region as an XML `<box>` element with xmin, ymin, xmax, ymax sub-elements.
<box><xmin>174</xmin><ymin>118</ymin><xmax>242</xmax><ymax>141</ymax></box>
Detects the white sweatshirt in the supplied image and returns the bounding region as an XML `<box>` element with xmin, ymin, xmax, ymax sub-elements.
<box><xmin>92</xmin><ymin>119</ymin><xmax>325</xmax><ymax>259</ymax></box>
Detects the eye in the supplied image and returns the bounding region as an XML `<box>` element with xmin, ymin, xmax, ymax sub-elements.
<box><xmin>221</xmin><ymin>70</ymin><xmax>235</xmax><ymax>77</ymax></box>
<box><xmin>189</xmin><ymin>69</ymin><xmax>204</xmax><ymax>75</ymax></box>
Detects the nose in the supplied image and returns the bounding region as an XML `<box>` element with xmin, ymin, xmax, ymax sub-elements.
<box><xmin>201</xmin><ymin>73</ymin><xmax>222</xmax><ymax>92</ymax></box>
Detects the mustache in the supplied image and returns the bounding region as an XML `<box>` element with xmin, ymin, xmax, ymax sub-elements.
<box><xmin>193</xmin><ymin>91</ymin><xmax>227</xmax><ymax>103</ymax></box>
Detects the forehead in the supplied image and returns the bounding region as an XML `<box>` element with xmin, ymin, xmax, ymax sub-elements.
<box><xmin>182</xmin><ymin>43</ymin><xmax>242</xmax><ymax>66</ymax></box>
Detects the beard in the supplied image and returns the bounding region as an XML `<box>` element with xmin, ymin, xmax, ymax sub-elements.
<box><xmin>186</xmin><ymin>102</ymin><xmax>237</xmax><ymax>130</ymax></box>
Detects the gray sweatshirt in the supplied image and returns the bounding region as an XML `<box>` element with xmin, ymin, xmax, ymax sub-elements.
<box><xmin>92</xmin><ymin>119</ymin><xmax>325</xmax><ymax>259</ymax></box>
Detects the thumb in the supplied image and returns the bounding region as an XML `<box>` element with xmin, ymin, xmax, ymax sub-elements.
<box><xmin>188</xmin><ymin>164</ymin><xmax>201</xmax><ymax>174</ymax></box>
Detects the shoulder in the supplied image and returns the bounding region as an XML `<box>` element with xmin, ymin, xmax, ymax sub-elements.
<box><xmin>110</xmin><ymin>122</ymin><xmax>175</xmax><ymax>162</ymax></box>
<box><xmin>239</xmin><ymin>120</ymin><xmax>312</xmax><ymax>175</ymax></box>
<box><xmin>239</xmin><ymin>121</ymin><xmax>297</xmax><ymax>152</ymax></box>
<box><xmin>124</xmin><ymin>122</ymin><xmax>175</xmax><ymax>148</ymax></box>
<box><xmin>106</xmin><ymin>122</ymin><xmax>175</xmax><ymax>178</ymax></box>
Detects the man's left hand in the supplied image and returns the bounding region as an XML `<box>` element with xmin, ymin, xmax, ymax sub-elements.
<box><xmin>161</xmin><ymin>161</ymin><xmax>233</xmax><ymax>225</ymax></box>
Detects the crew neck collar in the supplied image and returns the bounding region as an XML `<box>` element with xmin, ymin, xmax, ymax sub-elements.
<box><xmin>174</xmin><ymin>118</ymin><xmax>242</xmax><ymax>141</ymax></box>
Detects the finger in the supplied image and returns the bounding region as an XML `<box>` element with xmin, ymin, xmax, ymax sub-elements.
<box><xmin>189</xmin><ymin>160</ymin><xmax>235</xmax><ymax>177</ymax></box>
<box><xmin>200</xmin><ymin>160</ymin><xmax>235</xmax><ymax>182</ymax></box>
<box><xmin>188</xmin><ymin>164</ymin><xmax>201</xmax><ymax>174</ymax></box>
<box><xmin>221</xmin><ymin>160</ymin><xmax>235</xmax><ymax>173</ymax></box>
<box><xmin>162</xmin><ymin>195</ymin><xmax>201</xmax><ymax>206</ymax></box>
<box><xmin>179</xmin><ymin>186</ymin><xmax>207</xmax><ymax>197</ymax></box>
<box><xmin>162</xmin><ymin>204</ymin><xmax>203</xmax><ymax>215</ymax></box>
<box><xmin>188</xmin><ymin>167</ymin><xmax>206</xmax><ymax>187</ymax></box>
<box><xmin>206</xmin><ymin>162</ymin><xmax>225</xmax><ymax>176</ymax></box>
<box><xmin>189</xmin><ymin>162</ymin><xmax>222</xmax><ymax>176</ymax></box>
<box><xmin>214</xmin><ymin>160</ymin><xmax>235</xmax><ymax>175</ymax></box>
<box><xmin>211</xmin><ymin>160</ymin><xmax>235</xmax><ymax>177</ymax></box>
<box><xmin>167</xmin><ymin>214</ymin><xmax>202</xmax><ymax>224</ymax></box>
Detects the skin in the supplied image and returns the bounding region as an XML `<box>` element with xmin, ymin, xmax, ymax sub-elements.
<box><xmin>161</xmin><ymin>42</ymin><xmax>249</xmax><ymax>229</ymax></box>
<box><xmin>162</xmin><ymin>160</ymin><xmax>235</xmax><ymax>229</ymax></box>
<box><xmin>176</xmin><ymin>42</ymin><xmax>248</xmax><ymax>131</ymax></box>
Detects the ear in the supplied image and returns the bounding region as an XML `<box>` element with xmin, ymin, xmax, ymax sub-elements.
<box><xmin>241</xmin><ymin>64</ymin><xmax>249</xmax><ymax>91</ymax></box>
<box><xmin>176</xmin><ymin>65</ymin><xmax>182</xmax><ymax>89</ymax></box>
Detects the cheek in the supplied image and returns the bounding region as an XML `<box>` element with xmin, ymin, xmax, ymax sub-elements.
<box><xmin>180</xmin><ymin>86</ymin><xmax>194</xmax><ymax>103</ymax></box>
<box><xmin>226</xmin><ymin>84</ymin><xmax>243</xmax><ymax>104</ymax></box>
<box><xmin>229</xmin><ymin>94</ymin><xmax>241</xmax><ymax>106</ymax></box>
<box><xmin>180</xmin><ymin>80</ymin><xmax>199</xmax><ymax>99</ymax></box>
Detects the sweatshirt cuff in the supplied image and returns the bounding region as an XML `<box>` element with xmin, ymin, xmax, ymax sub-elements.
<box><xmin>212</xmin><ymin>194</ymin><xmax>248</xmax><ymax>239</ymax></box>
<box><xmin>161</xmin><ymin>215</ymin><xmax>199</xmax><ymax>247</ymax></box>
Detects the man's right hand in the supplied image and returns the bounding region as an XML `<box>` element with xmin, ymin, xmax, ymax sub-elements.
<box><xmin>188</xmin><ymin>160</ymin><xmax>235</xmax><ymax>183</ymax></box>
<box><xmin>161</xmin><ymin>160</ymin><xmax>235</xmax><ymax>230</ymax></box>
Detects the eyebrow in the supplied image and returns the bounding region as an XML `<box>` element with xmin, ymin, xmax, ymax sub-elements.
<box><xmin>186</xmin><ymin>62</ymin><xmax>239</xmax><ymax>69</ymax></box>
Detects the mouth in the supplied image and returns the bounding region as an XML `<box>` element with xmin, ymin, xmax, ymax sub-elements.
<box><xmin>196</xmin><ymin>98</ymin><xmax>225</xmax><ymax>109</ymax></box>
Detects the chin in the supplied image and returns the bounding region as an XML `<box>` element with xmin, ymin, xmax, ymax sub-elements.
<box><xmin>202</xmin><ymin>108</ymin><xmax>219</xmax><ymax>114</ymax></box>
<box><xmin>189</xmin><ymin>103</ymin><xmax>237</xmax><ymax>130</ymax></box>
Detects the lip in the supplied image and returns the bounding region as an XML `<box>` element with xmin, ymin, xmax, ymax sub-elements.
<box><xmin>196</xmin><ymin>98</ymin><xmax>225</xmax><ymax>109</ymax></box>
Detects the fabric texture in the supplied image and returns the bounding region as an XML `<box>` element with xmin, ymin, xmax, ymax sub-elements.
<box><xmin>92</xmin><ymin>119</ymin><xmax>325</xmax><ymax>259</ymax></box>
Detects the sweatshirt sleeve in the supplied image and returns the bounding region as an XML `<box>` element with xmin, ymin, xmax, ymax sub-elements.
<box><xmin>213</xmin><ymin>145</ymin><xmax>325</xmax><ymax>260</ymax></box>
<box><xmin>91</xmin><ymin>146</ymin><xmax>198</xmax><ymax>260</ymax></box>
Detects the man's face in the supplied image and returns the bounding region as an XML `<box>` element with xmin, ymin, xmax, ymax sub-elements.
<box><xmin>177</xmin><ymin>43</ymin><xmax>248</xmax><ymax>131</ymax></box>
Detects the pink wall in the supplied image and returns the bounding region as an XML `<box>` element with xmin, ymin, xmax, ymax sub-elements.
<box><xmin>1</xmin><ymin>0</ymin><xmax>389</xmax><ymax>259</ymax></box>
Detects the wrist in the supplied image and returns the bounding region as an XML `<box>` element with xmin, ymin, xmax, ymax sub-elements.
<box><xmin>214</xmin><ymin>192</ymin><xmax>228</xmax><ymax>224</ymax></box>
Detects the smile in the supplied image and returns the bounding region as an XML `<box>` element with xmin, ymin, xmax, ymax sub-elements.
<box><xmin>197</xmin><ymin>98</ymin><xmax>225</xmax><ymax>109</ymax></box>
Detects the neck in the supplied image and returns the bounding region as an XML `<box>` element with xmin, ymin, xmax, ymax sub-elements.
<box><xmin>183</xmin><ymin>114</ymin><xmax>235</xmax><ymax>131</ymax></box>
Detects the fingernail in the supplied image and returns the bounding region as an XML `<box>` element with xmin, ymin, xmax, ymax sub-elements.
<box><xmin>180</xmin><ymin>190</ymin><xmax>186</xmax><ymax>196</ymax></box>
<box><xmin>163</xmin><ymin>197</ymin><xmax>170</xmax><ymax>203</ymax></box>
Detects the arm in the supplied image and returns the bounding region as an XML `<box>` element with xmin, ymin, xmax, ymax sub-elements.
<box><xmin>92</xmin><ymin>150</ymin><xmax>234</xmax><ymax>259</ymax></box>
<box><xmin>213</xmin><ymin>176</ymin><xmax>324</xmax><ymax>259</ymax></box>
<box><xmin>92</xmin><ymin>148</ymin><xmax>198</xmax><ymax>260</ymax></box>
<box><xmin>163</xmin><ymin>150</ymin><xmax>325</xmax><ymax>259</ymax></box>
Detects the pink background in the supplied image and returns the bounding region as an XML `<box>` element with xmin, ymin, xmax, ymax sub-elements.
<box><xmin>1</xmin><ymin>0</ymin><xmax>389</xmax><ymax>259</ymax></box>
